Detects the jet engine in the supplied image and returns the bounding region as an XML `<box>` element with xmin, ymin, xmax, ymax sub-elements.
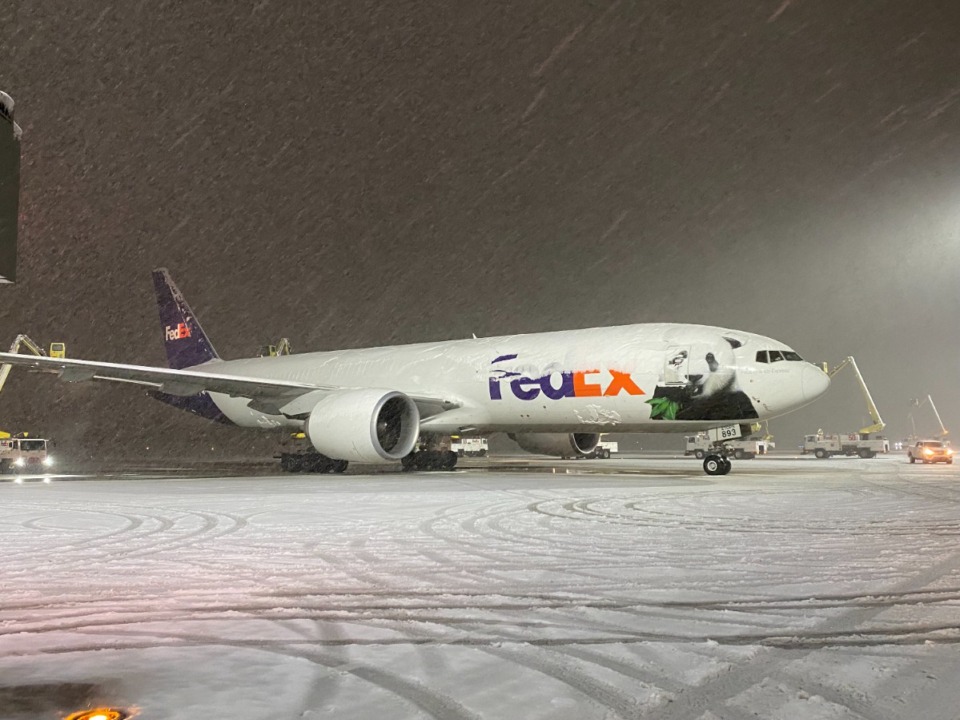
<box><xmin>510</xmin><ymin>432</ymin><xmax>601</xmax><ymax>458</ymax></box>
<box><xmin>307</xmin><ymin>389</ymin><xmax>419</xmax><ymax>464</ymax></box>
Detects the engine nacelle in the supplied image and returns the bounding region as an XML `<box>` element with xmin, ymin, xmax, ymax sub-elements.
<box><xmin>510</xmin><ymin>432</ymin><xmax>601</xmax><ymax>458</ymax></box>
<box><xmin>307</xmin><ymin>389</ymin><xmax>419</xmax><ymax>464</ymax></box>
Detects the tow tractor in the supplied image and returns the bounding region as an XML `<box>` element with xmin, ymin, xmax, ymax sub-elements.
<box><xmin>802</xmin><ymin>357</ymin><xmax>889</xmax><ymax>459</ymax></box>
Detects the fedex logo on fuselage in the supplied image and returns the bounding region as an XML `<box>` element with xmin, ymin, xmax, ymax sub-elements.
<box><xmin>488</xmin><ymin>354</ymin><xmax>644</xmax><ymax>401</ymax></box>
<box><xmin>165</xmin><ymin>323</ymin><xmax>192</xmax><ymax>341</ymax></box>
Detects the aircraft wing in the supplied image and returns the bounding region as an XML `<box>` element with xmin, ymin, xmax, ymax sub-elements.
<box><xmin>0</xmin><ymin>352</ymin><xmax>459</xmax><ymax>418</ymax></box>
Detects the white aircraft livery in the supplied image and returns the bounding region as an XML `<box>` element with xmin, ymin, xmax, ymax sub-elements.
<box><xmin>0</xmin><ymin>269</ymin><xmax>830</xmax><ymax>475</ymax></box>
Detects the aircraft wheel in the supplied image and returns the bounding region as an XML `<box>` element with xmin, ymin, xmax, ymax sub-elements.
<box><xmin>331</xmin><ymin>459</ymin><xmax>348</xmax><ymax>473</ymax></box>
<box><xmin>720</xmin><ymin>458</ymin><xmax>733</xmax><ymax>475</ymax></box>
<box><xmin>280</xmin><ymin>454</ymin><xmax>302</xmax><ymax>473</ymax></box>
<box><xmin>694</xmin><ymin>449</ymin><xmax>706</xmax><ymax>460</ymax></box>
<box><xmin>440</xmin><ymin>450</ymin><xmax>458</xmax><ymax>470</ymax></box>
<box><xmin>703</xmin><ymin>455</ymin><xmax>725</xmax><ymax>476</ymax></box>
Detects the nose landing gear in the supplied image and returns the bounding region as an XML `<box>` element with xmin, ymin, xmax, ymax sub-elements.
<box><xmin>703</xmin><ymin>454</ymin><xmax>732</xmax><ymax>476</ymax></box>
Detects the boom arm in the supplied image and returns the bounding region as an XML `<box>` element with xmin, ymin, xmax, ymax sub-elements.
<box><xmin>827</xmin><ymin>356</ymin><xmax>885</xmax><ymax>437</ymax></box>
<box><xmin>911</xmin><ymin>395</ymin><xmax>949</xmax><ymax>439</ymax></box>
<box><xmin>928</xmin><ymin>396</ymin><xmax>948</xmax><ymax>438</ymax></box>
<box><xmin>0</xmin><ymin>334</ymin><xmax>49</xmax><ymax>394</ymax></box>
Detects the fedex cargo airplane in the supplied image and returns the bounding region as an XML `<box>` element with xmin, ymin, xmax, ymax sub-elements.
<box><xmin>0</xmin><ymin>269</ymin><xmax>829</xmax><ymax>475</ymax></box>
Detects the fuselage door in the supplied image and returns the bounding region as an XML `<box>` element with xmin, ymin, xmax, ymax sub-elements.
<box><xmin>663</xmin><ymin>347</ymin><xmax>690</xmax><ymax>386</ymax></box>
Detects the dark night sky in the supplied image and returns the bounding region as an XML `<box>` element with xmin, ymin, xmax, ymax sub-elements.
<box><xmin>1</xmin><ymin>0</ymin><xmax>958</xmax><ymax>460</ymax></box>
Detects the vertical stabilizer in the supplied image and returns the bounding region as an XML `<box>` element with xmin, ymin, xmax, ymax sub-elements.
<box><xmin>152</xmin><ymin>268</ymin><xmax>220</xmax><ymax>369</ymax></box>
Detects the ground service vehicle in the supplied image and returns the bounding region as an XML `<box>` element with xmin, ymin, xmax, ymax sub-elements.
<box><xmin>0</xmin><ymin>435</ymin><xmax>53</xmax><ymax>473</ymax></box>
<box><xmin>803</xmin><ymin>356</ymin><xmax>888</xmax><ymax>459</ymax></box>
<box><xmin>803</xmin><ymin>432</ymin><xmax>890</xmax><ymax>458</ymax></box>
<box><xmin>450</xmin><ymin>436</ymin><xmax>488</xmax><ymax>457</ymax></box>
<box><xmin>685</xmin><ymin>433</ymin><xmax>770</xmax><ymax>459</ymax></box>
<box><xmin>577</xmin><ymin>440</ymin><xmax>618</xmax><ymax>459</ymax></box>
<box><xmin>906</xmin><ymin>439</ymin><xmax>953</xmax><ymax>464</ymax></box>
<box><xmin>0</xmin><ymin>336</ymin><xmax>62</xmax><ymax>465</ymax></box>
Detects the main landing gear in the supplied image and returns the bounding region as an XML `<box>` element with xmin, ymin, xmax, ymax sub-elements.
<box><xmin>279</xmin><ymin>452</ymin><xmax>348</xmax><ymax>474</ymax></box>
<box><xmin>401</xmin><ymin>434</ymin><xmax>459</xmax><ymax>472</ymax></box>
<box><xmin>703</xmin><ymin>454</ymin><xmax>732</xmax><ymax>476</ymax></box>
<box><xmin>402</xmin><ymin>449</ymin><xmax>458</xmax><ymax>472</ymax></box>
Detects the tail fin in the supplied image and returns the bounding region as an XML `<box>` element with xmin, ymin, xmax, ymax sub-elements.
<box><xmin>152</xmin><ymin>268</ymin><xmax>220</xmax><ymax>369</ymax></box>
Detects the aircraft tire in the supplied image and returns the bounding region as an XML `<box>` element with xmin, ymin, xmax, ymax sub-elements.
<box><xmin>440</xmin><ymin>450</ymin><xmax>458</xmax><ymax>470</ymax></box>
<box><xmin>720</xmin><ymin>458</ymin><xmax>733</xmax><ymax>475</ymax></box>
<box><xmin>703</xmin><ymin>455</ymin><xmax>725</xmax><ymax>476</ymax></box>
<box><xmin>280</xmin><ymin>454</ymin><xmax>303</xmax><ymax>473</ymax></box>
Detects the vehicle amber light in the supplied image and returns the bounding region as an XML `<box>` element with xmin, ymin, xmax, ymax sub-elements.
<box><xmin>65</xmin><ymin>708</ymin><xmax>131</xmax><ymax>720</ymax></box>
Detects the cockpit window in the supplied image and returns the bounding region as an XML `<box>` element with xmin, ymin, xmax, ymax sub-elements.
<box><xmin>755</xmin><ymin>351</ymin><xmax>768</xmax><ymax>363</ymax></box>
<box><xmin>783</xmin><ymin>351</ymin><xmax>803</xmax><ymax>361</ymax></box>
<box><xmin>769</xmin><ymin>350</ymin><xmax>785</xmax><ymax>362</ymax></box>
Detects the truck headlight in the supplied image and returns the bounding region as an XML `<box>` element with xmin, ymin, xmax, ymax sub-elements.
<box><xmin>13</xmin><ymin>457</ymin><xmax>24</xmax><ymax>467</ymax></box>
<box><xmin>42</xmin><ymin>456</ymin><xmax>54</xmax><ymax>467</ymax></box>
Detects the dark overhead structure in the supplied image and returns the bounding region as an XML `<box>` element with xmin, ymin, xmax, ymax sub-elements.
<box><xmin>0</xmin><ymin>90</ymin><xmax>20</xmax><ymax>284</ymax></box>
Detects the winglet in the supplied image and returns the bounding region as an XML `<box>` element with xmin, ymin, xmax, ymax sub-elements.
<box><xmin>152</xmin><ymin>268</ymin><xmax>220</xmax><ymax>369</ymax></box>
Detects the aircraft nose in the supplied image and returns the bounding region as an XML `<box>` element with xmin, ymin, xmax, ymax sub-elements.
<box><xmin>801</xmin><ymin>363</ymin><xmax>830</xmax><ymax>401</ymax></box>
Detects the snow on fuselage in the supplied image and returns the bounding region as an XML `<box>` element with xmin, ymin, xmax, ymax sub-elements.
<box><xmin>199</xmin><ymin>323</ymin><xmax>829</xmax><ymax>435</ymax></box>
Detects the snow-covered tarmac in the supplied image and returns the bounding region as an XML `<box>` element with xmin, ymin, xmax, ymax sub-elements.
<box><xmin>2</xmin><ymin>454</ymin><xmax>959</xmax><ymax>720</ymax></box>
